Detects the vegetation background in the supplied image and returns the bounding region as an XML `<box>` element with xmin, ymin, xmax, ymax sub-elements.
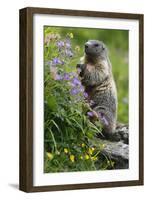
<box><xmin>44</xmin><ymin>26</ymin><xmax>128</xmax><ymax>173</ymax></box>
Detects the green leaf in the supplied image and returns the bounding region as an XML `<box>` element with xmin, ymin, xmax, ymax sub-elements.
<box><xmin>47</xmin><ymin>96</ymin><xmax>57</xmax><ymax>111</ymax></box>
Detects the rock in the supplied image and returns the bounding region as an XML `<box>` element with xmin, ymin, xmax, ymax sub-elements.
<box><xmin>92</xmin><ymin>125</ymin><xmax>129</xmax><ymax>169</ymax></box>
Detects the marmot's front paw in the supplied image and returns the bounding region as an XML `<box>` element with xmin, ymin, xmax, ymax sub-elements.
<box><xmin>76</xmin><ymin>64</ymin><xmax>86</xmax><ymax>77</ymax></box>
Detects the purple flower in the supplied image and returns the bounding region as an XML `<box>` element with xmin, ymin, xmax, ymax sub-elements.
<box><xmin>87</xmin><ymin>111</ymin><xmax>94</xmax><ymax>117</ymax></box>
<box><xmin>65</xmin><ymin>49</ymin><xmax>73</xmax><ymax>57</ymax></box>
<box><xmin>71</xmin><ymin>77</ymin><xmax>81</xmax><ymax>86</ymax></box>
<box><xmin>71</xmin><ymin>88</ymin><xmax>79</xmax><ymax>95</ymax></box>
<box><xmin>98</xmin><ymin>112</ymin><xmax>109</xmax><ymax>126</ymax></box>
<box><xmin>65</xmin><ymin>42</ymin><xmax>71</xmax><ymax>48</ymax></box>
<box><xmin>63</xmin><ymin>73</ymin><xmax>70</xmax><ymax>80</ymax></box>
<box><xmin>57</xmin><ymin>41</ymin><xmax>64</xmax><ymax>48</ymax></box>
<box><xmin>84</xmin><ymin>92</ymin><xmax>88</xmax><ymax>98</ymax></box>
<box><xmin>80</xmin><ymin>85</ymin><xmax>84</xmax><ymax>92</ymax></box>
<box><xmin>55</xmin><ymin>74</ymin><xmax>63</xmax><ymax>80</ymax></box>
<box><xmin>52</xmin><ymin>58</ymin><xmax>62</xmax><ymax>65</ymax></box>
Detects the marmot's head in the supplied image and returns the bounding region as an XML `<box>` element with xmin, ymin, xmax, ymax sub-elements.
<box><xmin>85</xmin><ymin>40</ymin><xmax>107</xmax><ymax>57</ymax></box>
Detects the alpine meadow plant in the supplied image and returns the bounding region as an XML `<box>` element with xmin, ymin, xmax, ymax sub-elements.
<box><xmin>44</xmin><ymin>28</ymin><xmax>113</xmax><ymax>173</ymax></box>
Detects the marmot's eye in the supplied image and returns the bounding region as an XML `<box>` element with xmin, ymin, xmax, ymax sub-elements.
<box><xmin>94</xmin><ymin>44</ymin><xmax>99</xmax><ymax>47</ymax></box>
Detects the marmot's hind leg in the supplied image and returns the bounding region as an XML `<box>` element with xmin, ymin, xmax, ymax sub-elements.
<box><xmin>97</xmin><ymin>123</ymin><xmax>129</xmax><ymax>144</ymax></box>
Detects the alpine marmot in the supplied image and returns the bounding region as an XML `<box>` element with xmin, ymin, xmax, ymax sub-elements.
<box><xmin>77</xmin><ymin>40</ymin><xmax>117</xmax><ymax>134</ymax></box>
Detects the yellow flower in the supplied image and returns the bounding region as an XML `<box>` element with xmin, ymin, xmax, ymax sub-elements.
<box><xmin>88</xmin><ymin>147</ymin><xmax>95</xmax><ymax>155</ymax></box>
<box><xmin>81</xmin><ymin>143</ymin><xmax>85</xmax><ymax>147</ymax></box>
<box><xmin>85</xmin><ymin>154</ymin><xmax>90</xmax><ymax>160</ymax></box>
<box><xmin>80</xmin><ymin>155</ymin><xmax>83</xmax><ymax>160</ymax></box>
<box><xmin>88</xmin><ymin>148</ymin><xmax>93</xmax><ymax>155</ymax></box>
<box><xmin>70</xmin><ymin>155</ymin><xmax>75</xmax><ymax>162</ymax></box>
<box><xmin>91</xmin><ymin>156</ymin><xmax>97</xmax><ymax>161</ymax></box>
<box><xmin>69</xmin><ymin>33</ymin><xmax>74</xmax><ymax>38</ymax></box>
<box><xmin>46</xmin><ymin>152</ymin><xmax>53</xmax><ymax>160</ymax></box>
<box><xmin>64</xmin><ymin>148</ymin><xmax>69</xmax><ymax>154</ymax></box>
<box><xmin>91</xmin><ymin>147</ymin><xmax>95</xmax><ymax>151</ymax></box>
